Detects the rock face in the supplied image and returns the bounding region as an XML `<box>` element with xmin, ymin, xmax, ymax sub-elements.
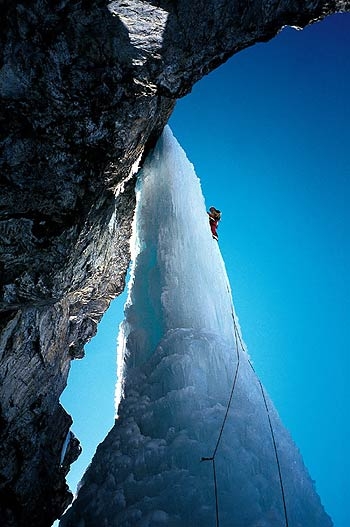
<box><xmin>0</xmin><ymin>1</ymin><xmax>349</xmax><ymax>526</ymax></box>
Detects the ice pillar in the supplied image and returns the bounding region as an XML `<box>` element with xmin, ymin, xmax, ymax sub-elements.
<box><xmin>60</xmin><ymin>127</ymin><xmax>332</xmax><ymax>527</ymax></box>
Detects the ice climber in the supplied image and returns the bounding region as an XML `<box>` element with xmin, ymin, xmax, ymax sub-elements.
<box><xmin>207</xmin><ymin>206</ymin><xmax>221</xmax><ymax>241</ymax></box>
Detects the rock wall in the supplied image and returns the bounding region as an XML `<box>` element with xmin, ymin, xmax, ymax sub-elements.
<box><xmin>0</xmin><ymin>1</ymin><xmax>349</xmax><ymax>526</ymax></box>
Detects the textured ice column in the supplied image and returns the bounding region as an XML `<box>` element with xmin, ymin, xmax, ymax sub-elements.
<box><xmin>60</xmin><ymin>127</ymin><xmax>332</xmax><ymax>527</ymax></box>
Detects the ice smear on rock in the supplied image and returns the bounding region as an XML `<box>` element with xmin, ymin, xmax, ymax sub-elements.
<box><xmin>60</xmin><ymin>126</ymin><xmax>332</xmax><ymax>527</ymax></box>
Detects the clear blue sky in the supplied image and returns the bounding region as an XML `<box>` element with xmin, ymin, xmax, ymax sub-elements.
<box><xmin>60</xmin><ymin>13</ymin><xmax>349</xmax><ymax>527</ymax></box>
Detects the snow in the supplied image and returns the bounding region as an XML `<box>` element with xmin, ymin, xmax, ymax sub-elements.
<box><xmin>60</xmin><ymin>126</ymin><xmax>332</xmax><ymax>527</ymax></box>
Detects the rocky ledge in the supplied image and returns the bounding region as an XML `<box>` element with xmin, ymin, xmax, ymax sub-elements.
<box><xmin>1</xmin><ymin>1</ymin><xmax>349</xmax><ymax>526</ymax></box>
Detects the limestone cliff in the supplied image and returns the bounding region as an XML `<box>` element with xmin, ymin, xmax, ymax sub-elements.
<box><xmin>0</xmin><ymin>1</ymin><xmax>349</xmax><ymax>526</ymax></box>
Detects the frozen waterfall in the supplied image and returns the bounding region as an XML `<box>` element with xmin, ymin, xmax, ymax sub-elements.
<box><xmin>60</xmin><ymin>126</ymin><xmax>332</xmax><ymax>527</ymax></box>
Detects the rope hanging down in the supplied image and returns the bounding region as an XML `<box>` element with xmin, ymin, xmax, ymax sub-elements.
<box><xmin>201</xmin><ymin>316</ymin><xmax>241</xmax><ymax>527</ymax></box>
<box><xmin>201</xmin><ymin>309</ymin><xmax>289</xmax><ymax>527</ymax></box>
<box><xmin>247</xmin><ymin>359</ymin><xmax>289</xmax><ymax>527</ymax></box>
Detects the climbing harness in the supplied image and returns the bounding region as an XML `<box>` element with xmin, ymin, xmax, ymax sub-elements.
<box><xmin>201</xmin><ymin>308</ymin><xmax>289</xmax><ymax>527</ymax></box>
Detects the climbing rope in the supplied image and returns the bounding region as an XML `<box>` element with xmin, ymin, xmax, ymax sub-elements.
<box><xmin>201</xmin><ymin>315</ymin><xmax>241</xmax><ymax>527</ymax></box>
<box><xmin>201</xmin><ymin>306</ymin><xmax>289</xmax><ymax>527</ymax></box>
<box><xmin>247</xmin><ymin>359</ymin><xmax>289</xmax><ymax>527</ymax></box>
<box><xmin>213</xmin><ymin>320</ymin><xmax>241</xmax><ymax>459</ymax></box>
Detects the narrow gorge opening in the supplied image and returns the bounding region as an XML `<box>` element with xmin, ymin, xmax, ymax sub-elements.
<box><xmin>59</xmin><ymin>288</ymin><xmax>128</xmax><ymax>497</ymax></box>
